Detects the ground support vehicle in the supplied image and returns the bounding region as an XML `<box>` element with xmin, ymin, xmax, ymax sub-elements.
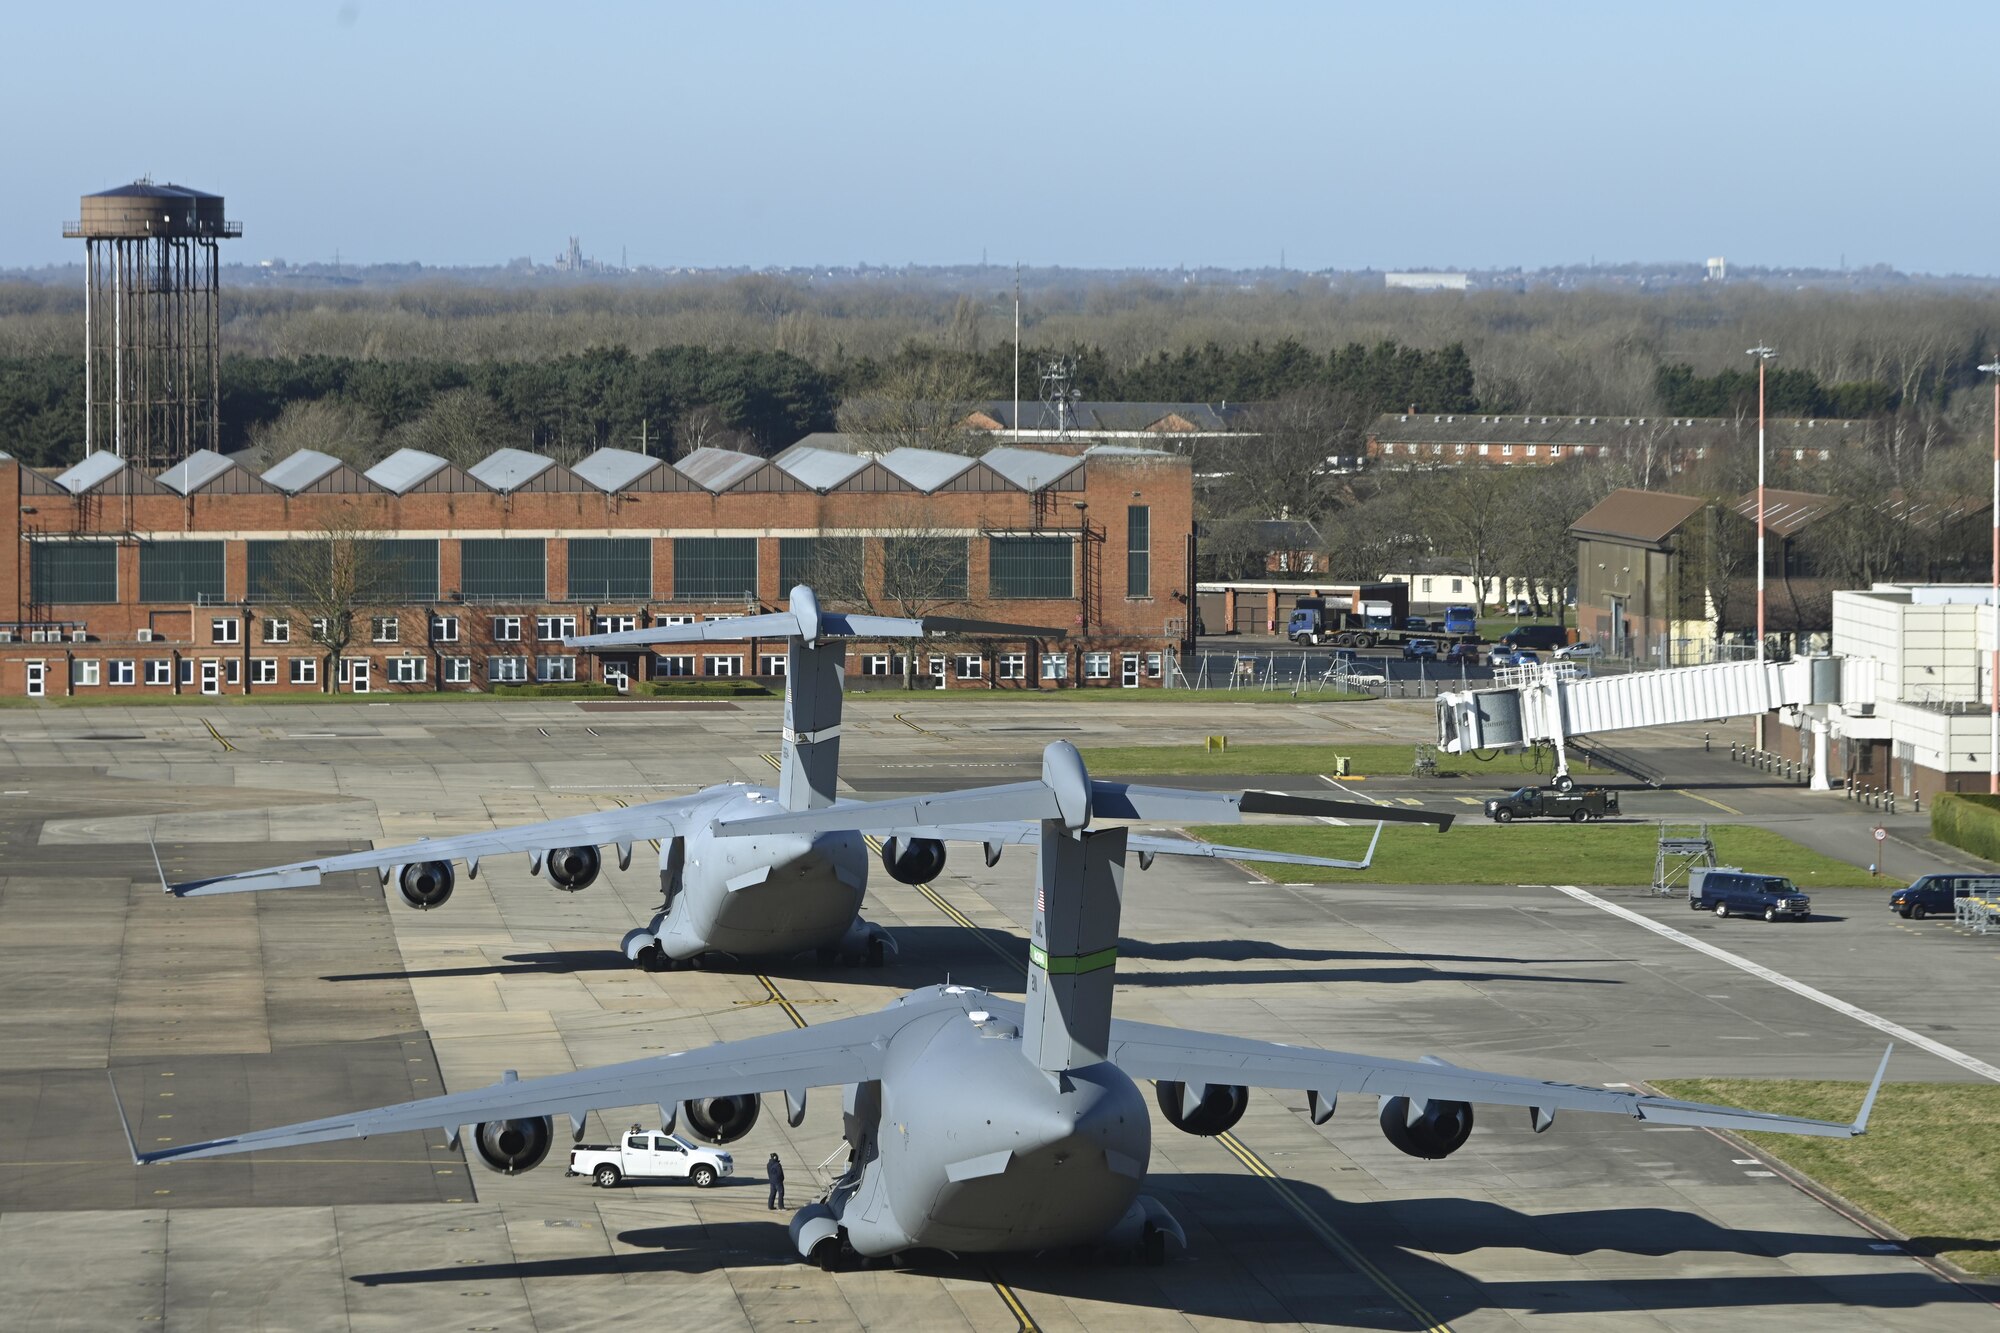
<box><xmin>569</xmin><ymin>1128</ymin><xmax>734</xmax><ymax>1188</ymax></box>
<box><xmin>1484</xmin><ymin>786</ymin><xmax>1618</xmax><ymax>823</ymax></box>
<box><xmin>1288</xmin><ymin>597</ymin><xmax>1421</xmax><ymax>649</ymax></box>
<box><xmin>1689</xmin><ymin>868</ymin><xmax>1811</xmax><ymax>921</ymax></box>
<box><xmin>1890</xmin><ymin>873</ymin><xmax>2000</xmax><ymax>919</ymax></box>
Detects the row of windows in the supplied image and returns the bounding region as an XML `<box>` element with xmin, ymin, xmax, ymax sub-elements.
<box><xmin>28</xmin><ymin>527</ymin><xmax>1158</xmax><ymax>606</ymax></box>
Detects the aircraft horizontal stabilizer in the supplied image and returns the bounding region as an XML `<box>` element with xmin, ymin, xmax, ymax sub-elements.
<box><xmin>568</xmin><ymin>584</ymin><xmax>923</xmax><ymax>651</ymax></box>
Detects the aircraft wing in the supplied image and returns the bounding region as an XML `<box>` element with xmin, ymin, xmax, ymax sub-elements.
<box><xmin>161</xmin><ymin>793</ymin><xmax>712</xmax><ymax>897</ymax></box>
<box><xmin>1101</xmin><ymin>1015</ymin><xmax>1891</xmax><ymax>1140</ymax></box>
<box><xmin>900</xmin><ymin>821</ymin><xmax>1387</xmax><ymax>871</ymax></box>
<box><xmin>116</xmin><ymin>993</ymin><xmax>963</xmax><ymax>1165</ymax></box>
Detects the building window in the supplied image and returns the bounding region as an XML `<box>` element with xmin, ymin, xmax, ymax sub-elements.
<box><xmin>225</xmin><ymin>658</ymin><xmax>241</xmax><ymax>685</ymax></box>
<box><xmin>1084</xmin><ymin>652</ymin><xmax>1112</xmax><ymax>680</ymax></box>
<box><xmin>72</xmin><ymin>659</ymin><xmax>100</xmax><ymax>687</ymax></box>
<box><xmin>862</xmin><ymin>654</ymin><xmax>893</xmax><ymax>677</ymax></box>
<box><xmin>110</xmin><ymin>659</ymin><xmax>135</xmax><ymax>686</ymax></box>
<box><xmin>389</xmin><ymin>657</ymin><xmax>427</xmax><ymax>684</ymax></box>
<box><xmin>211</xmin><ymin>617</ymin><xmax>240</xmax><ymax>645</ymax></box>
<box><xmin>672</xmin><ymin>537</ymin><xmax>758</xmax><ymax>601</ymax></box>
<box><xmin>881</xmin><ymin>536</ymin><xmax>968</xmax><ymax>602</ymax></box>
<box><xmin>310</xmin><ymin>617</ymin><xmax>330</xmax><ymax>640</ymax></box>
<box><xmin>252</xmin><ymin>658</ymin><xmax>278</xmax><ymax>684</ymax></box>
<box><xmin>1146</xmin><ymin>652</ymin><xmax>1163</xmax><ymax>679</ymax></box>
<box><xmin>566</xmin><ymin>537</ymin><xmax>652</xmax><ymax>600</ymax></box>
<box><xmin>654</xmin><ymin>654</ymin><xmax>696</xmax><ymax>677</ymax></box>
<box><xmin>247</xmin><ymin>538</ymin><xmax>437</xmax><ymax>603</ymax></box>
<box><xmin>431</xmin><ymin>615</ymin><xmax>459</xmax><ymax>643</ymax></box>
<box><xmin>706</xmin><ymin>655</ymin><xmax>743</xmax><ymax>678</ymax></box>
<box><xmin>1126</xmin><ymin>505</ymin><xmax>1151</xmax><ymax>598</ymax></box>
<box><xmin>492</xmin><ymin>615</ymin><xmax>522</xmax><ymax>642</ymax></box>
<box><xmin>443</xmin><ymin>657</ymin><xmax>471</xmax><ymax>684</ymax></box>
<box><xmin>655</xmin><ymin>613</ymin><xmax>698</xmax><ymax>626</ymax></box>
<box><xmin>144</xmin><ymin>659</ymin><xmax>172</xmax><ymax>686</ymax></box>
<box><xmin>138</xmin><ymin>541</ymin><xmax>225</xmax><ymax>604</ymax></box>
<box><xmin>779</xmin><ymin>536</ymin><xmax>863</xmax><ymax>594</ymax></box>
<box><xmin>370</xmin><ymin>616</ymin><xmax>400</xmax><ymax>644</ymax></box>
<box><xmin>289</xmin><ymin>658</ymin><xmax>318</xmax><ymax>686</ymax></box>
<box><xmin>1041</xmin><ymin>652</ymin><xmax>1070</xmax><ymax>681</ymax></box>
<box><xmin>989</xmin><ymin>537</ymin><xmax>1074</xmax><ymax>599</ymax></box>
<box><xmin>262</xmin><ymin>617</ymin><xmax>290</xmax><ymax>644</ymax></box>
<box><xmin>536</xmin><ymin>615</ymin><xmax>577</xmax><ymax>641</ymax></box>
<box><xmin>999</xmin><ymin>652</ymin><xmax>1026</xmax><ymax>680</ymax></box>
<box><xmin>953</xmin><ymin>654</ymin><xmax>983</xmax><ymax>680</ymax></box>
<box><xmin>758</xmin><ymin>653</ymin><xmax>787</xmax><ymax>676</ymax></box>
<box><xmin>488</xmin><ymin>656</ymin><xmax>529</xmax><ymax>683</ymax></box>
<box><xmin>592</xmin><ymin>615</ymin><xmax>637</xmax><ymax>635</ymax></box>
<box><xmin>31</xmin><ymin>542</ymin><xmax>118</xmax><ymax>604</ymax></box>
<box><xmin>179</xmin><ymin>658</ymin><xmax>194</xmax><ymax>685</ymax></box>
<box><xmin>1452</xmin><ymin>579</ymin><xmax>1464</xmax><ymax>593</ymax></box>
<box><xmin>460</xmin><ymin>537</ymin><xmax>547</xmax><ymax>601</ymax></box>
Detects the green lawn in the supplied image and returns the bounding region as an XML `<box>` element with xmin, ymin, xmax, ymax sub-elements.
<box><xmin>866</xmin><ymin>687</ymin><xmax>1376</xmax><ymax>704</ymax></box>
<box><xmin>0</xmin><ymin>682</ymin><xmax>771</xmax><ymax>708</ymax></box>
<box><xmin>1183</xmin><ymin>821</ymin><xmax>1879</xmax><ymax>887</ymax></box>
<box><xmin>1651</xmin><ymin>1079</ymin><xmax>2000</xmax><ymax>1276</ymax></box>
<box><xmin>1083</xmin><ymin>742</ymin><xmax>1584</xmax><ymax>779</ymax></box>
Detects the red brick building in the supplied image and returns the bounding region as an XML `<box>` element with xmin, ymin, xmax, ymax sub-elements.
<box><xmin>0</xmin><ymin>441</ymin><xmax>1192</xmax><ymax>698</ymax></box>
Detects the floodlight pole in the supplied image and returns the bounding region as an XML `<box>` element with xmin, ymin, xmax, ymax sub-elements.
<box><xmin>1982</xmin><ymin>361</ymin><xmax>2000</xmax><ymax>794</ymax></box>
<box><xmin>1747</xmin><ymin>346</ymin><xmax>1777</xmax><ymax>663</ymax></box>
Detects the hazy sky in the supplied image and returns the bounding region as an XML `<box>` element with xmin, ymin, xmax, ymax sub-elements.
<box><xmin>4</xmin><ymin>1</ymin><xmax>1995</xmax><ymax>273</ymax></box>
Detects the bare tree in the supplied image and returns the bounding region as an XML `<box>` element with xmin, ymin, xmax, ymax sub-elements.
<box><xmin>247</xmin><ymin>398</ymin><xmax>382</xmax><ymax>467</ymax></box>
<box><xmin>388</xmin><ymin>387</ymin><xmax>526</xmax><ymax>469</ymax></box>
<box><xmin>1216</xmin><ymin>386</ymin><xmax>1371</xmax><ymax>523</ymax></box>
<box><xmin>275</xmin><ymin>519</ymin><xmax>401</xmax><ymax>693</ymax></box>
<box><xmin>870</xmin><ymin>503</ymin><xmax>970</xmax><ymax>688</ymax></box>
<box><xmin>837</xmin><ymin>353</ymin><xmax>986</xmax><ymax>455</ymax></box>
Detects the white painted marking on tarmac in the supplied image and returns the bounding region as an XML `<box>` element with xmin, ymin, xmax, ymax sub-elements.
<box><xmin>1732</xmin><ymin>1158</ymin><xmax>1762</xmax><ymax>1165</ymax></box>
<box><xmin>1744</xmin><ymin>1171</ymin><xmax>1778</xmax><ymax>1178</ymax></box>
<box><xmin>1552</xmin><ymin>884</ymin><xmax>2000</xmax><ymax>1083</ymax></box>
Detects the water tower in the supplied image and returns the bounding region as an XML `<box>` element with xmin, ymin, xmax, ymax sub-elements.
<box><xmin>64</xmin><ymin>181</ymin><xmax>240</xmax><ymax>469</ymax></box>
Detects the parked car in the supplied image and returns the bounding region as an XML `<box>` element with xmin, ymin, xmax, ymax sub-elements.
<box><xmin>1688</xmin><ymin>868</ymin><xmax>1812</xmax><ymax>921</ymax></box>
<box><xmin>1507</xmin><ymin>650</ymin><xmax>1541</xmax><ymax>667</ymax></box>
<box><xmin>1401</xmin><ymin>637</ymin><xmax>1439</xmax><ymax>660</ymax></box>
<box><xmin>1497</xmin><ymin>625</ymin><xmax>1572</xmax><ymax>652</ymax></box>
<box><xmin>1445</xmin><ymin>641</ymin><xmax>1483</xmax><ymax>664</ymax></box>
<box><xmin>1485</xmin><ymin>786</ymin><xmax>1619</xmax><ymax>823</ymax></box>
<box><xmin>1553</xmin><ymin>642</ymin><xmax>1604</xmax><ymax>660</ymax></box>
<box><xmin>1404</xmin><ymin>617</ymin><xmax>1431</xmax><ymax>631</ymax></box>
<box><xmin>1888</xmin><ymin>873</ymin><xmax>2000</xmax><ymax>919</ymax></box>
<box><xmin>568</xmin><ymin>1128</ymin><xmax>735</xmax><ymax>1189</ymax></box>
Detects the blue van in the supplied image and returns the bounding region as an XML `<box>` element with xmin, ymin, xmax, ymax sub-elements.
<box><xmin>1688</xmin><ymin>867</ymin><xmax>1812</xmax><ymax>922</ymax></box>
<box><xmin>1888</xmin><ymin>874</ymin><xmax>2000</xmax><ymax>919</ymax></box>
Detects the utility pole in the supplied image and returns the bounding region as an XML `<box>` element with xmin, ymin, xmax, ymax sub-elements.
<box><xmin>1013</xmin><ymin>264</ymin><xmax>1021</xmax><ymax>441</ymax></box>
<box><xmin>1981</xmin><ymin>360</ymin><xmax>2000</xmax><ymax>794</ymax></box>
<box><xmin>1746</xmin><ymin>346</ymin><xmax>1777</xmax><ymax>662</ymax></box>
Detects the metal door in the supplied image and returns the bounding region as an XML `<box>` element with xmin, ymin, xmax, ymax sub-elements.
<box><xmin>24</xmin><ymin>660</ymin><xmax>44</xmax><ymax>699</ymax></box>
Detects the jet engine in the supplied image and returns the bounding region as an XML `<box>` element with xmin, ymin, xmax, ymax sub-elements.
<box><xmin>544</xmin><ymin>845</ymin><xmax>602</xmax><ymax>892</ymax></box>
<box><xmin>878</xmin><ymin>836</ymin><xmax>946</xmax><ymax>886</ymax></box>
<box><xmin>683</xmin><ymin>1093</ymin><xmax>763</xmax><ymax>1144</ymax></box>
<box><xmin>470</xmin><ymin>1116</ymin><xmax>555</xmax><ymax>1174</ymax></box>
<box><xmin>1378</xmin><ymin>1096</ymin><xmax>1474</xmax><ymax>1159</ymax></box>
<box><xmin>395</xmin><ymin>860</ymin><xmax>455</xmax><ymax>911</ymax></box>
<box><xmin>1154</xmin><ymin>1081</ymin><xmax>1249</xmax><ymax>1137</ymax></box>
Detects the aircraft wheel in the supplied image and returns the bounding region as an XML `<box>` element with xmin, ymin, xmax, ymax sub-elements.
<box><xmin>1553</xmin><ymin>774</ymin><xmax>1575</xmax><ymax>792</ymax></box>
<box><xmin>811</xmin><ymin>1236</ymin><xmax>845</xmax><ymax>1272</ymax></box>
<box><xmin>866</xmin><ymin>938</ymin><xmax>886</xmax><ymax>969</ymax></box>
<box><xmin>1142</xmin><ymin>1226</ymin><xmax>1168</xmax><ymax>1268</ymax></box>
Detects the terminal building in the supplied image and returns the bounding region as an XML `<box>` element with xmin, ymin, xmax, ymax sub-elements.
<box><xmin>0</xmin><ymin>441</ymin><xmax>1191</xmax><ymax>697</ymax></box>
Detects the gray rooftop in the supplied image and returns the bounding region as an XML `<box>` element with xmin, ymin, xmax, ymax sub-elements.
<box><xmin>572</xmin><ymin>447</ymin><xmax>665</xmax><ymax>492</ymax></box>
<box><xmin>981</xmin><ymin>446</ymin><xmax>1082</xmax><ymax>491</ymax></box>
<box><xmin>772</xmin><ymin>444</ymin><xmax>871</xmax><ymax>492</ymax></box>
<box><xmin>364</xmin><ymin>448</ymin><xmax>452</xmax><ymax>495</ymax></box>
<box><xmin>155</xmin><ymin>449</ymin><xmax>238</xmax><ymax>496</ymax></box>
<box><xmin>675</xmin><ymin>447</ymin><xmax>769</xmax><ymax>492</ymax></box>
<box><xmin>878</xmin><ymin>448</ymin><xmax>976</xmax><ymax>492</ymax></box>
<box><xmin>54</xmin><ymin>451</ymin><xmax>127</xmax><ymax>495</ymax></box>
<box><xmin>262</xmin><ymin>449</ymin><xmax>346</xmax><ymax>493</ymax></box>
<box><xmin>467</xmin><ymin>448</ymin><xmax>556</xmax><ymax>493</ymax></box>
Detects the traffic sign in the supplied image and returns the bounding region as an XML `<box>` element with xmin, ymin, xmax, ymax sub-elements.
<box><xmin>1873</xmin><ymin>825</ymin><xmax>1888</xmax><ymax>842</ymax></box>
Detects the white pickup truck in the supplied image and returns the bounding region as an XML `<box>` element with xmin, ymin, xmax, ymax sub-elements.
<box><xmin>568</xmin><ymin>1128</ymin><xmax>734</xmax><ymax>1188</ymax></box>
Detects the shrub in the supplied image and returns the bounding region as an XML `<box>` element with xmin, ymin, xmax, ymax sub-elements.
<box><xmin>1931</xmin><ymin>793</ymin><xmax>2000</xmax><ymax>864</ymax></box>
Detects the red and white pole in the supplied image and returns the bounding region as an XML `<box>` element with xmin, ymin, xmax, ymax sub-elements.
<box><xmin>1991</xmin><ymin>372</ymin><xmax>1998</xmax><ymax>794</ymax></box>
<box><xmin>1748</xmin><ymin>346</ymin><xmax>1776</xmax><ymax>664</ymax></box>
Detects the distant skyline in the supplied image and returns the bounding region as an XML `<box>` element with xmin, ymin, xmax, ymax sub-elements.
<box><xmin>3</xmin><ymin>1</ymin><xmax>1996</xmax><ymax>275</ymax></box>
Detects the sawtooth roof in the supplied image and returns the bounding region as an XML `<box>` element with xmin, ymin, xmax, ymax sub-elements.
<box><xmin>572</xmin><ymin>447</ymin><xmax>665</xmax><ymax>492</ymax></box>
<box><xmin>261</xmin><ymin>449</ymin><xmax>347</xmax><ymax>493</ymax></box>
<box><xmin>365</xmin><ymin>449</ymin><xmax>453</xmax><ymax>494</ymax></box>
<box><xmin>54</xmin><ymin>451</ymin><xmax>128</xmax><ymax>495</ymax></box>
<box><xmin>467</xmin><ymin>448</ymin><xmax>557</xmax><ymax>492</ymax></box>
<box><xmin>155</xmin><ymin>449</ymin><xmax>240</xmax><ymax>495</ymax></box>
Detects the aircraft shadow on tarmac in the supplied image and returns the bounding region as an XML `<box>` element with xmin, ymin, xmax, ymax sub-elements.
<box><xmin>344</xmin><ymin>1176</ymin><xmax>1988</xmax><ymax>1323</ymax></box>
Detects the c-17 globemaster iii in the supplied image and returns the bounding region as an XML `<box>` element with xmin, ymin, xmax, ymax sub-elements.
<box><xmin>160</xmin><ymin>585</ymin><xmax>1384</xmax><ymax>971</ymax></box>
<box><xmin>119</xmin><ymin>741</ymin><xmax>1890</xmax><ymax>1271</ymax></box>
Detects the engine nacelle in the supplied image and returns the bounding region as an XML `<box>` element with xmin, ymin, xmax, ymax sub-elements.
<box><xmin>1378</xmin><ymin>1096</ymin><xmax>1474</xmax><ymax>1160</ymax></box>
<box><xmin>544</xmin><ymin>844</ymin><xmax>602</xmax><ymax>892</ymax></box>
<box><xmin>682</xmin><ymin>1093</ymin><xmax>762</xmax><ymax>1144</ymax></box>
<box><xmin>878</xmin><ymin>836</ymin><xmax>946</xmax><ymax>886</ymax></box>
<box><xmin>396</xmin><ymin>860</ymin><xmax>455</xmax><ymax>911</ymax></box>
<box><xmin>1154</xmin><ymin>1080</ymin><xmax>1249</xmax><ymax>1137</ymax></box>
<box><xmin>471</xmin><ymin>1116</ymin><xmax>555</xmax><ymax>1174</ymax></box>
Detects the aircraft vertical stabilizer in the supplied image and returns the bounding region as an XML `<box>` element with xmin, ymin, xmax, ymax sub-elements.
<box><xmin>780</xmin><ymin>635</ymin><xmax>845</xmax><ymax>811</ymax></box>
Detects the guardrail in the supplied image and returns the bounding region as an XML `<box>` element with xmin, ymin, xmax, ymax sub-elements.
<box><xmin>1726</xmin><ymin>742</ymin><xmax>1813</xmax><ymax>788</ymax></box>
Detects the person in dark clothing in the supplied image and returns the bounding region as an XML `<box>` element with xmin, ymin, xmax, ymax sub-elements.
<box><xmin>766</xmin><ymin>1153</ymin><xmax>785</xmax><ymax>1210</ymax></box>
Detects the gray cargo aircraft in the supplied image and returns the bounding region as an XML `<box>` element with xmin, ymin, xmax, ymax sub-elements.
<box><xmin>120</xmin><ymin>740</ymin><xmax>1888</xmax><ymax>1270</ymax></box>
<box><xmin>160</xmin><ymin>585</ymin><xmax>1398</xmax><ymax>971</ymax></box>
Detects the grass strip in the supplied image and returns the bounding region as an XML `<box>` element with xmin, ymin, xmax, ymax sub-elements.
<box><xmin>1651</xmin><ymin>1078</ymin><xmax>2000</xmax><ymax>1277</ymax></box>
<box><xmin>1084</xmin><ymin>742</ymin><xmax>1588</xmax><ymax>778</ymax></box>
<box><xmin>1183</xmin><ymin>821</ymin><xmax>1880</xmax><ymax>887</ymax></box>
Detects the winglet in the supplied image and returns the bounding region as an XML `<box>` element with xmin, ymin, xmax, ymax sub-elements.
<box><xmin>1852</xmin><ymin>1044</ymin><xmax>1892</xmax><ymax>1135</ymax></box>
<box><xmin>1356</xmin><ymin>822</ymin><xmax>1384</xmax><ymax>870</ymax></box>
<box><xmin>108</xmin><ymin>1072</ymin><xmax>144</xmax><ymax>1166</ymax></box>
<box><xmin>148</xmin><ymin>833</ymin><xmax>171</xmax><ymax>895</ymax></box>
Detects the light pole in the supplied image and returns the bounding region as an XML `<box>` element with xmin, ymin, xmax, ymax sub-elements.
<box><xmin>1980</xmin><ymin>361</ymin><xmax>2000</xmax><ymax>794</ymax></box>
<box><xmin>1746</xmin><ymin>346</ymin><xmax>1777</xmax><ymax>662</ymax></box>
